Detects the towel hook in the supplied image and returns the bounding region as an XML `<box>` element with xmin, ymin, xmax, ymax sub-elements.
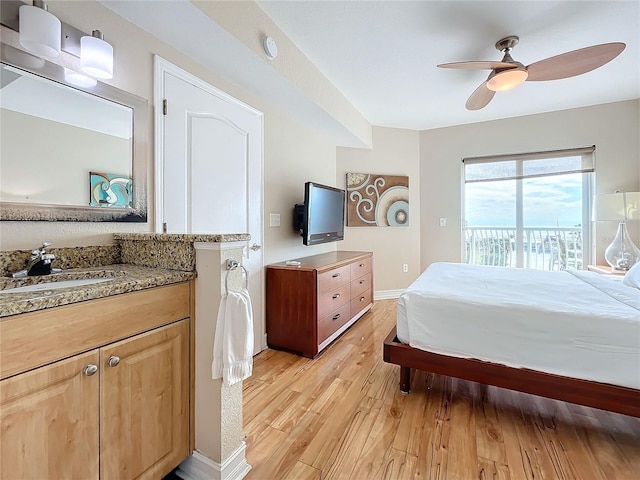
<box><xmin>224</xmin><ymin>259</ymin><xmax>248</xmax><ymax>294</ymax></box>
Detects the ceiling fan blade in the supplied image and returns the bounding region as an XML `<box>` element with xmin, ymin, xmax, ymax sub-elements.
<box><xmin>526</xmin><ymin>42</ymin><xmax>625</xmax><ymax>81</ymax></box>
<box><xmin>437</xmin><ymin>61</ymin><xmax>517</xmax><ymax>70</ymax></box>
<box><xmin>466</xmin><ymin>81</ymin><xmax>496</xmax><ymax>110</ymax></box>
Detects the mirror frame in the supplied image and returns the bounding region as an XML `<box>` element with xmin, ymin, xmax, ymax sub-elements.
<box><xmin>0</xmin><ymin>43</ymin><xmax>148</xmax><ymax>222</ymax></box>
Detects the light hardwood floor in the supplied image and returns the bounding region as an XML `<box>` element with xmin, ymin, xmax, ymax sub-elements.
<box><xmin>243</xmin><ymin>300</ymin><xmax>640</xmax><ymax>480</ymax></box>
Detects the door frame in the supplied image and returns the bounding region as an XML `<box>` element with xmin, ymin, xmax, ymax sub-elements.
<box><xmin>153</xmin><ymin>56</ymin><xmax>266</xmax><ymax>352</ymax></box>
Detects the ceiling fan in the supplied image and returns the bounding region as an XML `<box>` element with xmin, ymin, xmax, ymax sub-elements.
<box><xmin>437</xmin><ymin>36</ymin><xmax>625</xmax><ymax>110</ymax></box>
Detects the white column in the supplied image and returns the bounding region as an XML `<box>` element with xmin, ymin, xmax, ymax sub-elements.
<box><xmin>177</xmin><ymin>241</ymin><xmax>250</xmax><ymax>480</ymax></box>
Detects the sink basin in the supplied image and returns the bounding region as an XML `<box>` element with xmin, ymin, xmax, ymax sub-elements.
<box><xmin>0</xmin><ymin>278</ymin><xmax>114</xmax><ymax>294</ymax></box>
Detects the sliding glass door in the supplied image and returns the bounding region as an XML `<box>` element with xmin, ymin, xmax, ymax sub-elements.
<box><xmin>463</xmin><ymin>148</ymin><xmax>594</xmax><ymax>270</ymax></box>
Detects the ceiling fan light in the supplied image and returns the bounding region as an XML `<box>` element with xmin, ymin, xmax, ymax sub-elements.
<box><xmin>487</xmin><ymin>69</ymin><xmax>528</xmax><ymax>92</ymax></box>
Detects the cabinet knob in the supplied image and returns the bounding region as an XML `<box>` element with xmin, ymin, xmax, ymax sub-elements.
<box><xmin>332</xmin><ymin>272</ymin><xmax>341</xmax><ymax>278</ymax></box>
<box><xmin>359</xmin><ymin>263</ymin><xmax>364</xmax><ymax>267</ymax></box>
<box><xmin>332</xmin><ymin>293</ymin><xmax>340</xmax><ymax>299</ymax></box>
<box><xmin>332</xmin><ymin>313</ymin><xmax>341</xmax><ymax>321</ymax></box>
<box><xmin>359</xmin><ymin>280</ymin><xmax>365</xmax><ymax>285</ymax></box>
<box><xmin>360</xmin><ymin>296</ymin><xmax>365</xmax><ymax>302</ymax></box>
<box><xmin>107</xmin><ymin>355</ymin><xmax>120</xmax><ymax>367</ymax></box>
<box><xmin>83</xmin><ymin>364</ymin><xmax>98</xmax><ymax>376</ymax></box>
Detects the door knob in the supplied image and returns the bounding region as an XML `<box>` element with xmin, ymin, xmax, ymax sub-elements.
<box><xmin>107</xmin><ymin>356</ymin><xmax>120</xmax><ymax>367</ymax></box>
<box><xmin>250</xmin><ymin>243</ymin><xmax>262</xmax><ymax>251</ymax></box>
<box><xmin>83</xmin><ymin>364</ymin><xmax>98</xmax><ymax>376</ymax></box>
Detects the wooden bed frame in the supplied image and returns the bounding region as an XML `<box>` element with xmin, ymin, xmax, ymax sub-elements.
<box><xmin>383</xmin><ymin>326</ymin><xmax>640</xmax><ymax>418</ymax></box>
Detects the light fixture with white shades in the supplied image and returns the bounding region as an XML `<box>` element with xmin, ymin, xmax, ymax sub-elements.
<box><xmin>593</xmin><ymin>191</ymin><xmax>640</xmax><ymax>270</ymax></box>
<box><xmin>2</xmin><ymin>0</ymin><xmax>115</xmax><ymax>82</ymax></box>
<box><xmin>80</xmin><ymin>30</ymin><xmax>113</xmax><ymax>80</ymax></box>
<box><xmin>18</xmin><ymin>0</ymin><xmax>60</xmax><ymax>58</ymax></box>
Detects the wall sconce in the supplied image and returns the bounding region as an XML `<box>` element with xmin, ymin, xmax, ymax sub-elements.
<box><xmin>2</xmin><ymin>0</ymin><xmax>114</xmax><ymax>80</ymax></box>
<box><xmin>81</xmin><ymin>30</ymin><xmax>113</xmax><ymax>80</ymax></box>
<box><xmin>593</xmin><ymin>191</ymin><xmax>640</xmax><ymax>270</ymax></box>
<box><xmin>18</xmin><ymin>0</ymin><xmax>60</xmax><ymax>58</ymax></box>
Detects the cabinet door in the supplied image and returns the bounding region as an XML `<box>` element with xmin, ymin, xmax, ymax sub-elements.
<box><xmin>0</xmin><ymin>351</ymin><xmax>100</xmax><ymax>479</ymax></box>
<box><xmin>100</xmin><ymin>319</ymin><xmax>189</xmax><ymax>480</ymax></box>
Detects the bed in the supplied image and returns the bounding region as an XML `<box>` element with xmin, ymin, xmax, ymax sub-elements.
<box><xmin>383</xmin><ymin>262</ymin><xmax>640</xmax><ymax>417</ymax></box>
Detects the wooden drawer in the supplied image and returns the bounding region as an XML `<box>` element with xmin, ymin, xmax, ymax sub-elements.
<box><xmin>317</xmin><ymin>283</ymin><xmax>350</xmax><ymax>320</ymax></box>
<box><xmin>317</xmin><ymin>264</ymin><xmax>351</xmax><ymax>296</ymax></box>
<box><xmin>350</xmin><ymin>288</ymin><xmax>372</xmax><ymax>318</ymax></box>
<box><xmin>318</xmin><ymin>303</ymin><xmax>351</xmax><ymax>344</ymax></box>
<box><xmin>350</xmin><ymin>256</ymin><xmax>372</xmax><ymax>279</ymax></box>
<box><xmin>351</xmin><ymin>272</ymin><xmax>372</xmax><ymax>299</ymax></box>
<box><xmin>0</xmin><ymin>282</ymin><xmax>191</xmax><ymax>380</ymax></box>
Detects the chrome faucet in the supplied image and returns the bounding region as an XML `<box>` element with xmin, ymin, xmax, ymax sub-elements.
<box><xmin>11</xmin><ymin>242</ymin><xmax>62</xmax><ymax>278</ymax></box>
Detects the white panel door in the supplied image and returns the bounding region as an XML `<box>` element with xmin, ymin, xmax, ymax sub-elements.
<box><xmin>157</xmin><ymin>61</ymin><xmax>264</xmax><ymax>355</ymax></box>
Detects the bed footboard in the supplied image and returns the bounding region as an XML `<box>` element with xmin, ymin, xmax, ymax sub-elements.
<box><xmin>383</xmin><ymin>326</ymin><xmax>640</xmax><ymax>417</ymax></box>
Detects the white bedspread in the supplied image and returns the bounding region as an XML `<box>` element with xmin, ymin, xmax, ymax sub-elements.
<box><xmin>397</xmin><ymin>263</ymin><xmax>640</xmax><ymax>389</ymax></box>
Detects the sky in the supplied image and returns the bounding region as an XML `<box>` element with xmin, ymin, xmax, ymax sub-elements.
<box><xmin>465</xmin><ymin>173</ymin><xmax>583</xmax><ymax>227</ymax></box>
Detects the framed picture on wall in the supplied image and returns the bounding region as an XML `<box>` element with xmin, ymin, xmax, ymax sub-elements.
<box><xmin>346</xmin><ymin>172</ymin><xmax>409</xmax><ymax>227</ymax></box>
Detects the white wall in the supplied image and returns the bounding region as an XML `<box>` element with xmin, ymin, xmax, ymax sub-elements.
<box><xmin>420</xmin><ymin>100</ymin><xmax>640</xmax><ymax>269</ymax></box>
<box><xmin>337</xmin><ymin>127</ymin><xmax>421</xmax><ymax>292</ymax></box>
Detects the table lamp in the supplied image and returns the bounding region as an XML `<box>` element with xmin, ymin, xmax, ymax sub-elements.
<box><xmin>593</xmin><ymin>191</ymin><xmax>640</xmax><ymax>270</ymax></box>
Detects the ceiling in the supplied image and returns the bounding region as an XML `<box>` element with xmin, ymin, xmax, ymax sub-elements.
<box><xmin>102</xmin><ymin>1</ymin><xmax>639</xmax><ymax>134</ymax></box>
<box><xmin>257</xmin><ymin>1</ymin><xmax>640</xmax><ymax>130</ymax></box>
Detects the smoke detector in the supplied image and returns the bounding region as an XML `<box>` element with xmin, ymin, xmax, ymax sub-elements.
<box><xmin>262</xmin><ymin>36</ymin><xmax>278</xmax><ymax>60</ymax></box>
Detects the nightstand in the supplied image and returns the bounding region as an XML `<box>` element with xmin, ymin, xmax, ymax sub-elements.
<box><xmin>587</xmin><ymin>265</ymin><xmax>626</xmax><ymax>276</ymax></box>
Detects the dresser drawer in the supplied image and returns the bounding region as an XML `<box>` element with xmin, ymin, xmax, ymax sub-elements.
<box><xmin>350</xmin><ymin>256</ymin><xmax>372</xmax><ymax>279</ymax></box>
<box><xmin>350</xmin><ymin>288</ymin><xmax>372</xmax><ymax>317</ymax></box>
<box><xmin>351</xmin><ymin>272</ymin><xmax>372</xmax><ymax>299</ymax></box>
<box><xmin>318</xmin><ymin>283</ymin><xmax>350</xmax><ymax>320</ymax></box>
<box><xmin>317</xmin><ymin>264</ymin><xmax>351</xmax><ymax>296</ymax></box>
<box><xmin>318</xmin><ymin>303</ymin><xmax>351</xmax><ymax>344</ymax></box>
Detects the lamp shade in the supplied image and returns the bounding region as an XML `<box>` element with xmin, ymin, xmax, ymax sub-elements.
<box><xmin>19</xmin><ymin>4</ymin><xmax>61</xmax><ymax>58</ymax></box>
<box><xmin>593</xmin><ymin>192</ymin><xmax>640</xmax><ymax>221</ymax></box>
<box><xmin>486</xmin><ymin>68</ymin><xmax>528</xmax><ymax>92</ymax></box>
<box><xmin>81</xmin><ymin>32</ymin><xmax>113</xmax><ymax>79</ymax></box>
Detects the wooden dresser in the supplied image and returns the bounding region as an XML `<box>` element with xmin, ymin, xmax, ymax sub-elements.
<box><xmin>266</xmin><ymin>251</ymin><xmax>373</xmax><ymax>358</ymax></box>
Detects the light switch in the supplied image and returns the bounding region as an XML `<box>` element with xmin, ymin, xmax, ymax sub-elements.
<box><xmin>439</xmin><ymin>217</ymin><xmax>446</xmax><ymax>227</ymax></box>
<box><xmin>270</xmin><ymin>213</ymin><xmax>281</xmax><ymax>227</ymax></box>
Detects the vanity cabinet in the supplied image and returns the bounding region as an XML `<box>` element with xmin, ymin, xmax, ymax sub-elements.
<box><xmin>266</xmin><ymin>251</ymin><xmax>373</xmax><ymax>358</ymax></box>
<box><xmin>0</xmin><ymin>283</ymin><xmax>191</xmax><ymax>480</ymax></box>
<box><xmin>0</xmin><ymin>351</ymin><xmax>100</xmax><ymax>479</ymax></box>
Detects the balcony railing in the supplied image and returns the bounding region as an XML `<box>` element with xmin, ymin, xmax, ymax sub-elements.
<box><xmin>465</xmin><ymin>227</ymin><xmax>583</xmax><ymax>271</ymax></box>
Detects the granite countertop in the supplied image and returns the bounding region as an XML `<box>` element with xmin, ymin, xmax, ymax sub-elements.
<box><xmin>113</xmin><ymin>233</ymin><xmax>250</xmax><ymax>242</ymax></box>
<box><xmin>0</xmin><ymin>265</ymin><xmax>195</xmax><ymax>318</ymax></box>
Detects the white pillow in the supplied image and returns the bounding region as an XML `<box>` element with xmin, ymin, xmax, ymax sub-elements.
<box><xmin>622</xmin><ymin>262</ymin><xmax>640</xmax><ymax>289</ymax></box>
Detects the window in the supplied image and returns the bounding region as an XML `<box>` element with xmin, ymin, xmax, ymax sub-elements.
<box><xmin>463</xmin><ymin>146</ymin><xmax>594</xmax><ymax>270</ymax></box>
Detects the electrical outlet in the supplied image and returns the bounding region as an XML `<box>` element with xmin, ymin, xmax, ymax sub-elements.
<box><xmin>269</xmin><ymin>213</ymin><xmax>281</xmax><ymax>227</ymax></box>
<box><xmin>439</xmin><ymin>217</ymin><xmax>447</xmax><ymax>227</ymax></box>
<box><xmin>402</xmin><ymin>264</ymin><xmax>408</xmax><ymax>273</ymax></box>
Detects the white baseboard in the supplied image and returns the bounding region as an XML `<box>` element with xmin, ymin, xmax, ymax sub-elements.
<box><xmin>375</xmin><ymin>289</ymin><xmax>404</xmax><ymax>300</ymax></box>
<box><xmin>176</xmin><ymin>443</ymin><xmax>251</xmax><ymax>480</ymax></box>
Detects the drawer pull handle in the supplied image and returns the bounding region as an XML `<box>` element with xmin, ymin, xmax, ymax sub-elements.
<box><xmin>83</xmin><ymin>364</ymin><xmax>98</xmax><ymax>376</ymax></box>
<box><xmin>107</xmin><ymin>356</ymin><xmax>120</xmax><ymax>367</ymax></box>
<box><xmin>359</xmin><ymin>280</ymin><xmax>365</xmax><ymax>285</ymax></box>
<box><xmin>332</xmin><ymin>313</ymin><xmax>341</xmax><ymax>321</ymax></box>
<box><xmin>332</xmin><ymin>273</ymin><xmax>341</xmax><ymax>278</ymax></box>
<box><xmin>360</xmin><ymin>296</ymin><xmax>365</xmax><ymax>302</ymax></box>
<box><xmin>332</xmin><ymin>293</ymin><xmax>340</xmax><ymax>299</ymax></box>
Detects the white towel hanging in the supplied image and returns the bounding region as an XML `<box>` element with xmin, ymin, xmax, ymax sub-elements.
<box><xmin>212</xmin><ymin>286</ymin><xmax>254</xmax><ymax>386</ymax></box>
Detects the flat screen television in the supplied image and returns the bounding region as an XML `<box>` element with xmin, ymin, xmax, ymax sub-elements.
<box><xmin>294</xmin><ymin>182</ymin><xmax>346</xmax><ymax>246</ymax></box>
